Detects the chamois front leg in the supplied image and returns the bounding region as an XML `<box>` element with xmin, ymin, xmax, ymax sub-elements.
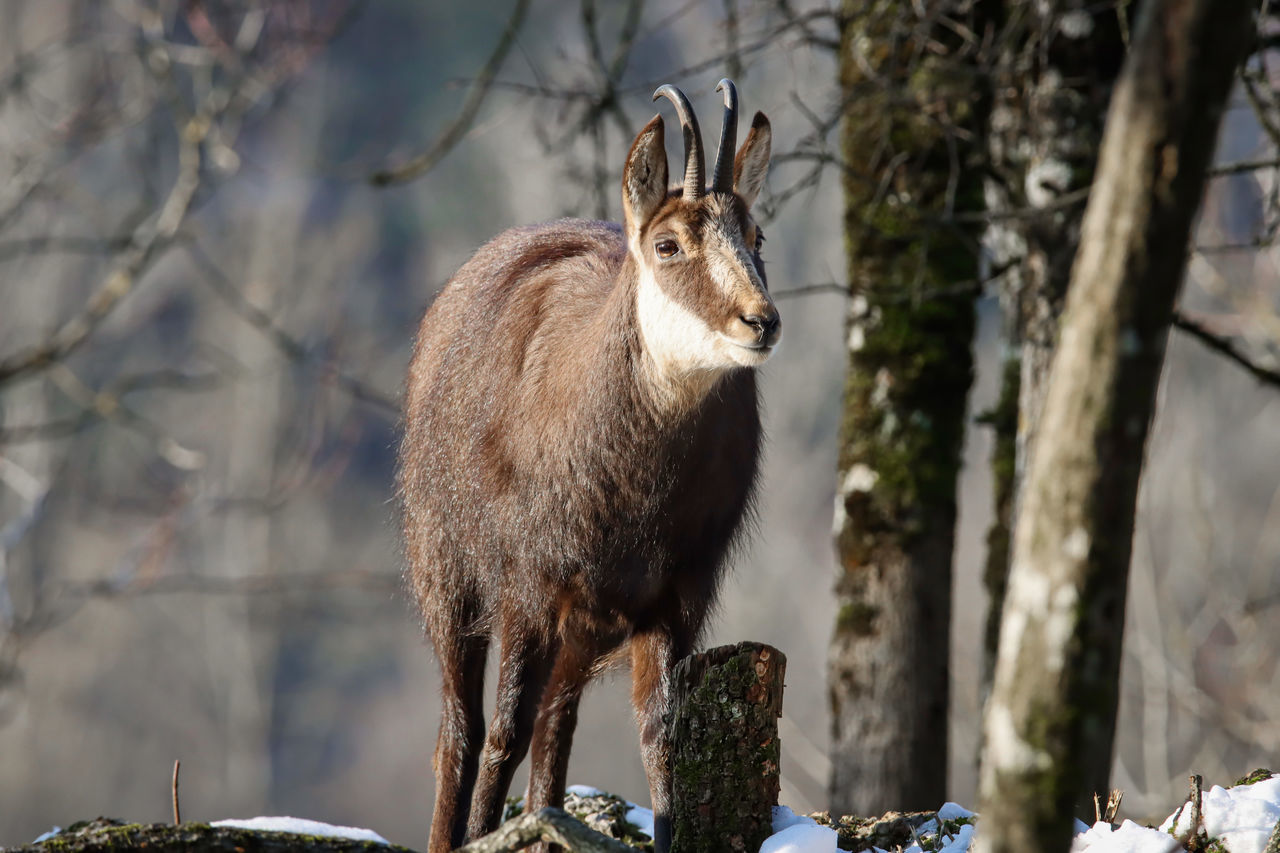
<box><xmin>630</xmin><ymin>626</ymin><xmax>693</xmax><ymax>853</ymax></box>
<box><xmin>526</xmin><ymin>641</ymin><xmax>598</xmax><ymax>812</ymax></box>
<box><xmin>467</xmin><ymin>616</ymin><xmax>559</xmax><ymax>841</ymax></box>
<box><xmin>524</xmin><ymin>640</ymin><xmax>601</xmax><ymax>853</ymax></box>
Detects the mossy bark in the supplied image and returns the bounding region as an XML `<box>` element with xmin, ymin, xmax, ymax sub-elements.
<box><xmin>829</xmin><ymin>0</ymin><xmax>991</xmax><ymax>816</ymax></box>
<box><xmin>974</xmin><ymin>1</ymin><xmax>1258</xmax><ymax>851</ymax></box>
<box><xmin>668</xmin><ymin>643</ymin><xmax>785</xmax><ymax>853</ymax></box>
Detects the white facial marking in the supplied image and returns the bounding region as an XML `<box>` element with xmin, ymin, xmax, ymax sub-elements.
<box><xmin>635</xmin><ymin>261</ymin><xmax>724</xmax><ymax>379</ymax></box>
<box><xmin>633</xmin><ymin>199</ymin><xmax>777</xmax><ymax>403</ymax></box>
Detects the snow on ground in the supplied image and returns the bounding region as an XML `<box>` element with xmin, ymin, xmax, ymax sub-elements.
<box><xmin>1160</xmin><ymin>774</ymin><xmax>1280</xmax><ymax>853</ymax></box>
<box><xmin>763</xmin><ymin>803</ymin><xmax>976</xmax><ymax>853</ymax></box>
<box><xmin>752</xmin><ymin>772</ymin><xmax>1279</xmax><ymax>853</ymax></box>
<box><xmin>210</xmin><ymin>816</ymin><xmax>389</xmax><ymax>844</ymax></box>
<box><xmin>27</xmin><ymin>773</ymin><xmax>1278</xmax><ymax>851</ymax></box>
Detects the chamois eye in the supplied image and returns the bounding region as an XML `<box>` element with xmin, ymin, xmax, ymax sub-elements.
<box><xmin>655</xmin><ymin>238</ymin><xmax>680</xmax><ymax>259</ymax></box>
<box><xmin>754</xmin><ymin>231</ymin><xmax>766</xmax><ymax>253</ymax></box>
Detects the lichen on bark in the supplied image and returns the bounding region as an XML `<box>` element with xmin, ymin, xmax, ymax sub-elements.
<box><xmin>829</xmin><ymin>0</ymin><xmax>991</xmax><ymax>816</ymax></box>
<box><xmin>668</xmin><ymin>643</ymin><xmax>785</xmax><ymax>853</ymax></box>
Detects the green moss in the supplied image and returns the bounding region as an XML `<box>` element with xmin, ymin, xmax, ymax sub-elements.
<box><xmin>834</xmin><ymin>2</ymin><xmax>983</xmax><ymax>566</ymax></box>
<box><xmin>1232</xmin><ymin>768</ymin><xmax>1274</xmax><ymax>787</ymax></box>
<box><xmin>836</xmin><ymin>600</ymin><xmax>880</xmax><ymax>636</ymax></box>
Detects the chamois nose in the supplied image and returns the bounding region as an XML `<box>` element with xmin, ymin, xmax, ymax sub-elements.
<box><xmin>740</xmin><ymin>312</ymin><xmax>781</xmax><ymax>347</ymax></box>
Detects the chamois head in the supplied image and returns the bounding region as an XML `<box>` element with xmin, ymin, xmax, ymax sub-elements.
<box><xmin>623</xmin><ymin>80</ymin><xmax>779</xmax><ymax>390</ymax></box>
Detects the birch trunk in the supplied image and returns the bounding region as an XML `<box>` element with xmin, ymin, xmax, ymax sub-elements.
<box><xmin>974</xmin><ymin>0</ymin><xmax>1257</xmax><ymax>849</ymax></box>
<box><xmin>980</xmin><ymin>3</ymin><xmax>1130</xmax><ymax>721</ymax></box>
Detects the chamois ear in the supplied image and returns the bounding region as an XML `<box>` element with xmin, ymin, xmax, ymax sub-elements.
<box><xmin>733</xmin><ymin>111</ymin><xmax>771</xmax><ymax>208</ymax></box>
<box><xmin>622</xmin><ymin>115</ymin><xmax>669</xmax><ymax>236</ymax></box>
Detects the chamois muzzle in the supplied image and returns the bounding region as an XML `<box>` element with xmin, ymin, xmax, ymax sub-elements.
<box><xmin>740</xmin><ymin>309</ymin><xmax>782</xmax><ymax>349</ymax></box>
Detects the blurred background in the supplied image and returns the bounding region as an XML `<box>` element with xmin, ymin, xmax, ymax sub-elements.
<box><xmin>0</xmin><ymin>1</ymin><xmax>1275</xmax><ymax>847</ymax></box>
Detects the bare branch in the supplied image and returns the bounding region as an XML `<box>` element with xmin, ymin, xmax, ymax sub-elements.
<box><xmin>1209</xmin><ymin>158</ymin><xmax>1280</xmax><ymax>176</ymax></box>
<box><xmin>369</xmin><ymin>0</ymin><xmax>530</xmax><ymax>186</ymax></box>
<box><xmin>1173</xmin><ymin>310</ymin><xmax>1280</xmax><ymax>389</ymax></box>
<box><xmin>181</xmin><ymin>238</ymin><xmax>400</xmax><ymax>415</ymax></box>
<box><xmin>0</xmin><ymin>368</ymin><xmax>223</xmax><ymax>445</ymax></box>
<box><xmin>55</xmin><ymin>569</ymin><xmax>400</xmax><ymax>600</ymax></box>
<box><xmin>0</xmin><ymin>116</ymin><xmax>206</xmax><ymax>389</ymax></box>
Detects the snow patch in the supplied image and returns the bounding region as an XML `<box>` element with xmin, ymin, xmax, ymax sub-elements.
<box><xmin>1069</xmin><ymin>819</ymin><xmax>1180</xmax><ymax>853</ymax></box>
<box><xmin>935</xmin><ymin>823</ymin><xmax>976</xmax><ymax>853</ymax></box>
<box><xmin>624</xmin><ymin>802</ymin><xmax>655</xmax><ymax>839</ymax></box>
<box><xmin>566</xmin><ymin>784</ymin><xmax>604</xmax><ymax>797</ymax></box>
<box><xmin>772</xmin><ymin>805</ymin><xmax>819</xmax><ymax>833</ymax></box>
<box><xmin>32</xmin><ymin>828</ymin><xmax>62</xmax><ymax>843</ymax></box>
<box><xmin>760</xmin><ymin>823</ymin><xmax>838</xmax><ymax>853</ymax></box>
<box><xmin>938</xmin><ymin>802</ymin><xmax>976</xmax><ymax>821</ymax></box>
<box><xmin>210</xmin><ymin>817</ymin><xmax>389</xmax><ymax>844</ymax></box>
<box><xmin>1160</xmin><ymin>773</ymin><xmax>1280</xmax><ymax>853</ymax></box>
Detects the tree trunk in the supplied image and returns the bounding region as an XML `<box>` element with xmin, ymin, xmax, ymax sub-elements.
<box><xmin>979</xmin><ymin>2</ymin><xmax>1131</xmax><ymax>722</ymax></box>
<box><xmin>974</xmin><ymin>0</ymin><xmax>1257</xmax><ymax>850</ymax></box>
<box><xmin>668</xmin><ymin>642</ymin><xmax>785</xmax><ymax>853</ymax></box>
<box><xmin>829</xmin><ymin>0</ymin><xmax>991</xmax><ymax>816</ymax></box>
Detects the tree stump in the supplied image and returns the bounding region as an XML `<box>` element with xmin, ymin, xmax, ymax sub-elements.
<box><xmin>668</xmin><ymin>642</ymin><xmax>786</xmax><ymax>853</ymax></box>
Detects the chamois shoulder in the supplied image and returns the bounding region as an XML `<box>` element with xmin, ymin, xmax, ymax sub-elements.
<box><xmin>450</xmin><ymin>219</ymin><xmax>624</xmax><ymax>300</ymax></box>
<box><xmin>410</xmin><ymin>219</ymin><xmax>631</xmax><ymax>417</ymax></box>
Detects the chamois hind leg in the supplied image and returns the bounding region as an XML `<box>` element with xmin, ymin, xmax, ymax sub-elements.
<box><xmin>467</xmin><ymin>615</ymin><xmax>559</xmax><ymax>840</ymax></box>
<box><xmin>426</xmin><ymin>612</ymin><xmax>489</xmax><ymax>853</ymax></box>
<box><xmin>631</xmin><ymin>625</ymin><xmax>696</xmax><ymax>853</ymax></box>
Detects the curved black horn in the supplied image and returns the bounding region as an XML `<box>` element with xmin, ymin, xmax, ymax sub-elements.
<box><xmin>652</xmin><ymin>84</ymin><xmax>704</xmax><ymax>199</ymax></box>
<box><xmin>712</xmin><ymin>78</ymin><xmax>738</xmax><ymax>194</ymax></box>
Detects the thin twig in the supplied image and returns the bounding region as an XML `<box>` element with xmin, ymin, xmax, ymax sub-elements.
<box><xmin>370</xmin><ymin>0</ymin><xmax>530</xmax><ymax>186</ymax></box>
<box><xmin>1209</xmin><ymin>158</ymin><xmax>1280</xmax><ymax>176</ymax></box>
<box><xmin>1104</xmin><ymin>789</ymin><xmax>1123</xmax><ymax>823</ymax></box>
<box><xmin>1173</xmin><ymin>310</ymin><xmax>1280</xmax><ymax>390</ymax></box>
<box><xmin>171</xmin><ymin>760</ymin><xmax>181</xmax><ymax>825</ymax></box>
<box><xmin>1177</xmin><ymin>774</ymin><xmax>1204</xmax><ymax>848</ymax></box>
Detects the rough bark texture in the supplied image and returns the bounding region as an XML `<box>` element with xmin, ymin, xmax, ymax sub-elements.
<box><xmin>668</xmin><ymin>643</ymin><xmax>785</xmax><ymax>853</ymax></box>
<box><xmin>974</xmin><ymin>0</ymin><xmax>1258</xmax><ymax>851</ymax></box>
<box><xmin>5</xmin><ymin>818</ymin><xmax>414</xmax><ymax>853</ymax></box>
<box><xmin>979</xmin><ymin>1</ymin><xmax>1130</xmax><ymax>715</ymax></box>
<box><xmin>830</xmin><ymin>0</ymin><xmax>990</xmax><ymax>815</ymax></box>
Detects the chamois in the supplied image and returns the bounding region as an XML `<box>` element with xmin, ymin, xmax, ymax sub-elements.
<box><xmin>399</xmin><ymin>79</ymin><xmax>778</xmax><ymax>853</ymax></box>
